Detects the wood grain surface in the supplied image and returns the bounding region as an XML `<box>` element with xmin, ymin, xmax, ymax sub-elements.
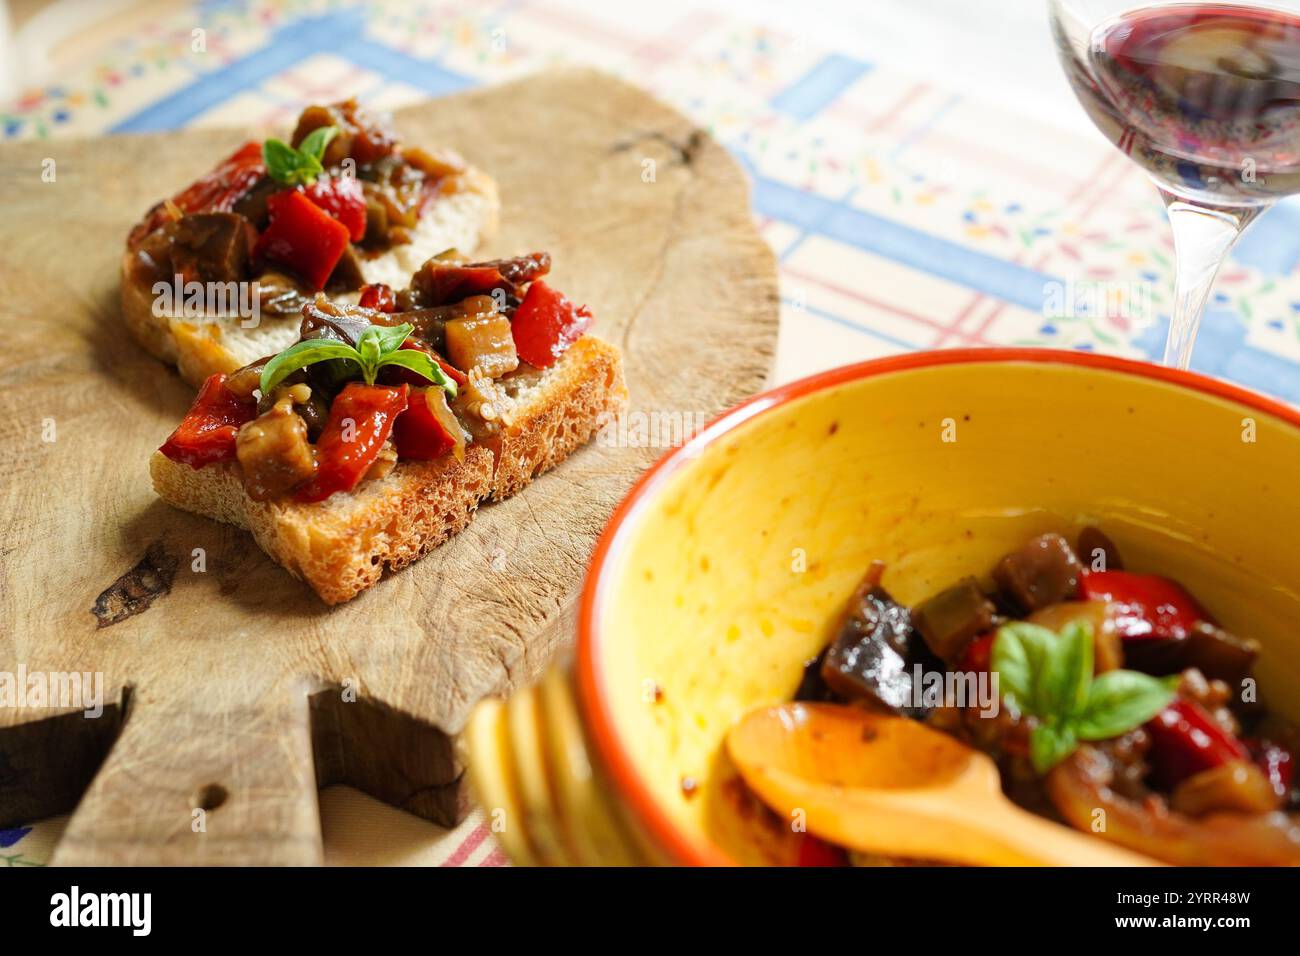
<box><xmin>0</xmin><ymin>69</ymin><xmax>778</xmax><ymax>864</ymax></box>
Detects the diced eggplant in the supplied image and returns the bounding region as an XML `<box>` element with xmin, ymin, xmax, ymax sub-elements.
<box><xmin>232</xmin><ymin>175</ymin><xmax>278</xmax><ymax>230</ymax></box>
<box><xmin>256</xmin><ymin>271</ymin><xmax>313</xmax><ymax>317</ymax></box>
<box><xmin>1123</xmin><ymin>622</ymin><xmax>1260</xmax><ymax>686</ymax></box>
<box><xmin>402</xmin><ymin>144</ymin><xmax>467</xmax><ymax>180</ymax></box>
<box><xmin>291</xmin><ymin>99</ymin><xmax>397</xmax><ymax>168</ymax></box>
<box><xmin>167</xmin><ymin>212</ymin><xmax>252</xmax><ymax>284</ymax></box>
<box><xmin>793</xmin><ymin>648</ymin><xmax>835</xmax><ymax>703</ymax></box>
<box><xmin>235</xmin><ymin>390</ymin><xmax>317</xmax><ymax>501</ymax></box>
<box><xmin>299</xmin><ymin>298</ymin><xmax>374</xmax><ymax>346</ymax></box>
<box><xmin>1183</xmin><ymin>624</ymin><xmax>1260</xmax><ymax>686</ymax></box>
<box><xmin>408</xmin><ymin>252</ymin><xmax>551</xmax><ymax>307</ymax></box>
<box><xmin>912</xmin><ymin>577</ymin><xmax>996</xmax><ymax>663</ymax></box>
<box><xmin>993</xmin><ymin>532</ymin><xmax>1083</xmax><ymax>614</ymax></box>
<box><xmin>819</xmin><ymin>566</ymin><xmax>927</xmax><ymax>714</ymax></box>
<box><xmin>363</xmin><ymin>196</ymin><xmax>390</xmax><ymax>246</ymax></box>
<box><xmin>326</xmin><ymin>243</ymin><xmax>367</xmax><ymax>291</ymax></box>
<box><xmin>225</xmin><ymin>358</ymin><xmax>269</xmax><ymax>402</ymax></box>
<box><xmin>445</xmin><ymin>313</ymin><xmax>519</xmax><ymax>378</ymax></box>
<box><xmin>820</xmin><ymin>586</ymin><xmax>913</xmax><ymax>713</ymax></box>
<box><xmin>1077</xmin><ymin>525</ymin><xmax>1124</xmax><ymax>572</ymax></box>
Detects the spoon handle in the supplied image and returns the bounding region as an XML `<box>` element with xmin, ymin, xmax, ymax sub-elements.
<box><xmin>937</xmin><ymin>797</ymin><xmax>1160</xmax><ymax>867</ymax></box>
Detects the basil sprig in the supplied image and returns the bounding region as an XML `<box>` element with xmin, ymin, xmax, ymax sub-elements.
<box><xmin>263</xmin><ymin>125</ymin><xmax>339</xmax><ymax>188</ymax></box>
<box><xmin>991</xmin><ymin>620</ymin><xmax>1177</xmax><ymax>774</ymax></box>
<box><xmin>259</xmin><ymin>323</ymin><xmax>456</xmax><ymax>397</ymax></box>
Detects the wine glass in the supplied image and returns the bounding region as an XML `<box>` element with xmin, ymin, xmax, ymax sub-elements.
<box><xmin>1049</xmin><ymin>0</ymin><xmax>1300</xmax><ymax>369</ymax></box>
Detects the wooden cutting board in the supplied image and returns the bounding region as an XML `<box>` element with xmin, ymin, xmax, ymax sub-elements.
<box><xmin>0</xmin><ymin>69</ymin><xmax>778</xmax><ymax>865</ymax></box>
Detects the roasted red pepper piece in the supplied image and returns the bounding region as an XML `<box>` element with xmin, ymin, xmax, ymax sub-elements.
<box><xmin>295</xmin><ymin>383</ymin><xmax>409</xmax><ymax>502</ymax></box>
<box><xmin>129</xmin><ymin>141</ymin><xmax>265</xmax><ymax>248</ymax></box>
<box><xmin>392</xmin><ymin>387</ymin><xmax>465</xmax><ymax>461</ymax></box>
<box><xmin>358</xmin><ymin>282</ymin><xmax>397</xmax><ymax>312</ymax></box>
<box><xmin>158</xmin><ymin>373</ymin><xmax>257</xmax><ymax>468</ymax></box>
<box><xmin>958</xmin><ymin>631</ymin><xmax>996</xmax><ymax>673</ymax></box>
<box><xmin>1145</xmin><ymin>698</ymin><xmax>1249</xmax><ymax>790</ymax></box>
<box><xmin>253</xmin><ymin>189</ymin><xmax>351</xmax><ymax>291</ymax></box>
<box><xmin>795</xmin><ymin>833</ymin><xmax>849</xmax><ymax>867</ymax></box>
<box><xmin>304</xmin><ymin>175</ymin><xmax>366</xmax><ymax>242</ymax></box>
<box><xmin>1078</xmin><ymin>571</ymin><xmax>1209</xmax><ymax>640</ymax></box>
<box><xmin>511</xmin><ymin>280</ymin><xmax>592</xmax><ymax>368</ymax></box>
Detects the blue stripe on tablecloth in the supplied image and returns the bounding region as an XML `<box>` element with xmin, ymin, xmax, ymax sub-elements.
<box><xmin>111</xmin><ymin>11</ymin><xmax>368</xmax><ymax>132</ymax></box>
<box><xmin>1231</xmin><ymin>200</ymin><xmax>1300</xmax><ymax>276</ymax></box>
<box><xmin>335</xmin><ymin>35</ymin><xmax>476</xmax><ymax>96</ymax></box>
<box><xmin>110</xmin><ymin>9</ymin><xmax>474</xmax><ymax>132</ymax></box>
<box><xmin>752</xmin><ymin>172</ymin><xmax>1060</xmax><ymax>311</ymax></box>
<box><xmin>1136</xmin><ymin>308</ymin><xmax>1300</xmax><ymax>402</ymax></box>
<box><xmin>771</xmin><ymin>54</ymin><xmax>871</xmax><ymax>120</ymax></box>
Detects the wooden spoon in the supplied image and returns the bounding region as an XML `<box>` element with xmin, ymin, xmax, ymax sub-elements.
<box><xmin>727</xmin><ymin>703</ymin><xmax>1159</xmax><ymax>866</ymax></box>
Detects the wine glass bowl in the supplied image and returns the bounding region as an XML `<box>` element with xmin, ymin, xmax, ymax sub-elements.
<box><xmin>1048</xmin><ymin>0</ymin><xmax>1300</xmax><ymax>367</ymax></box>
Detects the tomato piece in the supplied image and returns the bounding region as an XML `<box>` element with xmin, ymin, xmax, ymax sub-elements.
<box><xmin>1145</xmin><ymin>699</ymin><xmax>1249</xmax><ymax>790</ymax></box>
<box><xmin>511</xmin><ymin>280</ymin><xmax>592</xmax><ymax>368</ymax></box>
<box><xmin>253</xmin><ymin>189</ymin><xmax>351</xmax><ymax>291</ymax></box>
<box><xmin>129</xmin><ymin>141</ymin><xmax>265</xmax><ymax>247</ymax></box>
<box><xmin>303</xmin><ymin>175</ymin><xmax>366</xmax><ymax>242</ymax></box>
<box><xmin>358</xmin><ymin>282</ymin><xmax>397</xmax><ymax>312</ymax></box>
<box><xmin>1078</xmin><ymin>571</ymin><xmax>1210</xmax><ymax>640</ymax></box>
<box><xmin>158</xmin><ymin>373</ymin><xmax>257</xmax><ymax>468</ymax></box>
<box><xmin>295</xmin><ymin>383</ymin><xmax>409</xmax><ymax>502</ymax></box>
<box><xmin>392</xmin><ymin>387</ymin><xmax>466</xmax><ymax>461</ymax></box>
<box><xmin>795</xmin><ymin>833</ymin><xmax>849</xmax><ymax>867</ymax></box>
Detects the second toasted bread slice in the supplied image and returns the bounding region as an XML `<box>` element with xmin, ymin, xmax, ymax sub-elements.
<box><xmin>150</xmin><ymin>335</ymin><xmax>627</xmax><ymax>603</ymax></box>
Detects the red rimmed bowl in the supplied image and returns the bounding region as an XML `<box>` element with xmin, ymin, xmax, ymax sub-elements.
<box><xmin>468</xmin><ymin>349</ymin><xmax>1300</xmax><ymax>865</ymax></box>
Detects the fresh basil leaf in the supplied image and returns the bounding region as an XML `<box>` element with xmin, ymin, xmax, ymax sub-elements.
<box><xmin>260</xmin><ymin>339</ymin><xmax>362</xmax><ymax>396</ymax></box>
<box><xmin>1030</xmin><ymin>722</ymin><xmax>1078</xmax><ymax>774</ymax></box>
<box><xmin>376</xmin><ymin>349</ymin><xmax>457</xmax><ymax>397</ymax></box>
<box><xmin>1076</xmin><ymin>671</ymin><xmax>1178</xmax><ymax>741</ymax></box>
<box><xmin>991</xmin><ymin>622</ymin><xmax>1058</xmax><ymax>717</ymax></box>
<box><xmin>262</xmin><ymin>138</ymin><xmax>300</xmax><ymax>184</ymax></box>
<box><xmin>298</xmin><ymin>125</ymin><xmax>339</xmax><ymax>164</ymax></box>
<box><xmin>292</xmin><ymin>156</ymin><xmax>323</xmax><ymax>187</ymax></box>
<box><xmin>362</xmin><ymin>322</ymin><xmax>414</xmax><ymax>355</ymax></box>
<box><xmin>1043</xmin><ymin>620</ymin><xmax>1094</xmax><ymax>721</ymax></box>
<box><xmin>354</xmin><ymin>327</ymin><xmax>384</xmax><ymax>371</ymax></box>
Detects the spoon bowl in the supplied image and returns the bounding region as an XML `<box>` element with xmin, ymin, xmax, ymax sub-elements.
<box><xmin>727</xmin><ymin>703</ymin><xmax>1159</xmax><ymax>867</ymax></box>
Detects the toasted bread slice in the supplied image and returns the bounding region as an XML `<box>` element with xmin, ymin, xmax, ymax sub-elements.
<box><xmin>150</xmin><ymin>335</ymin><xmax>627</xmax><ymax>604</ymax></box>
<box><xmin>123</xmin><ymin>168</ymin><xmax>499</xmax><ymax>389</ymax></box>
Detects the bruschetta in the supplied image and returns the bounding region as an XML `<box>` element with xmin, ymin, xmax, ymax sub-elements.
<box><xmin>122</xmin><ymin>99</ymin><xmax>499</xmax><ymax>388</ymax></box>
<box><xmin>150</xmin><ymin>253</ymin><xmax>627</xmax><ymax>604</ymax></box>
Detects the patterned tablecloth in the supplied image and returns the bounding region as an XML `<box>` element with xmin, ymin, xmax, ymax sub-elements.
<box><xmin>5</xmin><ymin>0</ymin><xmax>1300</xmax><ymax>867</ymax></box>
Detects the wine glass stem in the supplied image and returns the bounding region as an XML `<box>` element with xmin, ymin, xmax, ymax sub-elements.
<box><xmin>1161</xmin><ymin>198</ymin><xmax>1261</xmax><ymax>370</ymax></box>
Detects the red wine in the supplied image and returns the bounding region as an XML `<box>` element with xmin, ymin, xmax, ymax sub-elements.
<box><xmin>1056</xmin><ymin>3</ymin><xmax>1300</xmax><ymax>203</ymax></box>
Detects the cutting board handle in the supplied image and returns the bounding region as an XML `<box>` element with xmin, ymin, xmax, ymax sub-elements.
<box><xmin>52</xmin><ymin>690</ymin><xmax>322</xmax><ymax>866</ymax></box>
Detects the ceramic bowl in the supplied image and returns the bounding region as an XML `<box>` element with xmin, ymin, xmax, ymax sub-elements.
<box><xmin>468</xmin><ymin>349</ymin><xmax>1300</xmax><ymax>865</ymax></box>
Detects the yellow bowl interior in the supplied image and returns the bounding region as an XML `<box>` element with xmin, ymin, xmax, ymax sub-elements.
<box><xmin>589</xmin><ymin>358</ymin><xmax>1300</xmax><ymax>865</ymax></box>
